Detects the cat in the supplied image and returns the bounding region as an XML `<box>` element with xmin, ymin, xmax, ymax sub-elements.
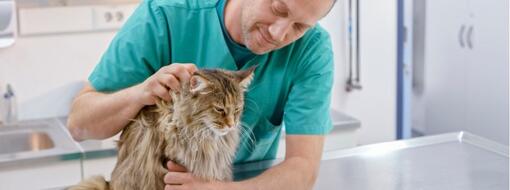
<box><xmin>70</xmin><ymin>66</ymin><xmax>255</xmax><ymax>190</ymax></box>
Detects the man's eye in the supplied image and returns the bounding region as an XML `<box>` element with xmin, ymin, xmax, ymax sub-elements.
<box><xmin>271</xmin><ymin>7</ymin><xmax>280</xmax><ymax>15</ymax></box>
<box><xmin>294</xmin><ymin>24</ymin><xmax>306</xmax><ymax>31</ymax></box>
<box><xmin>272</xmin><ymin>2</ymin><xmax>288</xmax><ymax>17</ymax></box>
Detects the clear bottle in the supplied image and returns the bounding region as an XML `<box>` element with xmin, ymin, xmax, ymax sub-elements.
<box><xmin>2</xmin><ymin>84</ymin><xmax>17</xmax><ymax>125</ymax></box>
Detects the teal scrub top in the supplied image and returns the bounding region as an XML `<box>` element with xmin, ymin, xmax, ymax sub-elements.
<box><xmin>89</xmin><ymin>0</ymin><xmax>334</xmax><ymax>164</ymax></box>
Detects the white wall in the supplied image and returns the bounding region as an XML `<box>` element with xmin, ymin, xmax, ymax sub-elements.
<box><xmin>0</xmin><ymin>0</ymin><xmax>398</xmax><ymax>145</ymax></box>
<box><xmin>0</xmin><ymin>31</ymin><xmax>116</xmax><ymax>119</ymax></box>
<box><xmin>319</xmin><ymin>0</ymin><xmax>348</xmax><ymax>109</ymax></box>
<box><xmin>322</xmin><ymin>0</ymin><xmax>398</xmax><ymax>145</ymax></box>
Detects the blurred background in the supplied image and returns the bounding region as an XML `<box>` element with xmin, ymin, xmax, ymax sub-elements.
<box><xmin>0</xmin><ymin>0</ymin><xmax>508</xmax><ymax>189</ymax></box>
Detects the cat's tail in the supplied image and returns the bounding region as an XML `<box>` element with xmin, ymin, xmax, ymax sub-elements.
<box><xmin>68</xmin><ymin>176</ymin><xmax>110</xmax><ymax>190</ymax></box>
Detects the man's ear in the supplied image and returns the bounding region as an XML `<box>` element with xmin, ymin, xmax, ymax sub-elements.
<box><xmin>190</xmin><ymin>75</ymin><xmax>210</xmax><ymax>94</ymax></box>
<box><xmin>236</xmin><ymin>65</ymin><xmax>257</xmax><ymax>90</ymax></box>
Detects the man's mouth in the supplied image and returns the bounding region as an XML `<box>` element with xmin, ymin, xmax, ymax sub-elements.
<box><xmin>256</xmin><ymin>25</ymin><xmax>279</xmax><ymax>46</ymax></box>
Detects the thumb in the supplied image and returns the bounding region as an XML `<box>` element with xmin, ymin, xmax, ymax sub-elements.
<box><xmin>167</xmin><ymin>160</ymin><xmax>188</xmax><ymax>172</ymax></box>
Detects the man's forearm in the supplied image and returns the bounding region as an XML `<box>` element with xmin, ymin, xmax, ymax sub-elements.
<box><xmin>226</xmin><ymin>156</ymin><xmax>320</xmax><ymax>190</ymax></box>
<box><xmin>67</xmin><ymin>84</ymin><xmax>144</xmax><ymax>141</ymax></box>
<box><xmin>221</xmin><ymin>135</ymin><xmax>324</xmax><ymax>190</ymax></box>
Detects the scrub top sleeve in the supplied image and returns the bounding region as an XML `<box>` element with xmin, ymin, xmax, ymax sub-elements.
<box><xmin>283</xmin><ymin>33</ymin><xmax>334</xmax><ymax>135</ymax></box>
<box><xmin>89</xmin><ymin>0</ymin><xmax>171</xmax><ymax>92</ymax></box>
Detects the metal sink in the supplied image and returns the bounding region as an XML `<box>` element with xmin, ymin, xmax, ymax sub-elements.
<box><xmin>0</xmin><ymin>130</ymin><xmax>55</xmax><ymax>154</ymax></box>
<box><xmin>0</xmin><ymin>119</ymin><xmax>81</xmax><ymax>165</ymax></box>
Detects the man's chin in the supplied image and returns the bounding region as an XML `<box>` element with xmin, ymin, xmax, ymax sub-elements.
<box><xmin>246</xmin><ymin>43</ymin><xmax>273</xmax><ymax>55</ymax></box>
<box><xmin>251</xmin><ymin>49</ymin><xmax>270</xmax><ymax>55</ymax></box>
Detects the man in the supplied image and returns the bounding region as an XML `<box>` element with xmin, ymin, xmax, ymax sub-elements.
<box><xmin>68</xmin><ymin>0</ymin><xmax>336</xmax><ymax>189</ymax></box>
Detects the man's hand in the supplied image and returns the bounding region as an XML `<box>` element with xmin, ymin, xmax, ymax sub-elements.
<box><xmin>134</xmin><ymin>63</ymin><xmax>197</xmax><ymax>106</ymax></box>
<box><xmin>164</xmin><ymin>161</ymin><xmax>222</xmax><ymax>190</ymax></box>
<box><xmin>67</xmin><ymin>63</ymin><xmax>197</xmax><ymax>141</ymax></box>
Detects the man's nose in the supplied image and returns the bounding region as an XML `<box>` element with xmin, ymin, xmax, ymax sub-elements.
<box><xmin>268</xmin><ymin>19</ymin><xmax>292</xmax><ymax>43</ymax></box>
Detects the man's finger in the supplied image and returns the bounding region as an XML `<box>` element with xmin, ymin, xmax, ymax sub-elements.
<box><xmin>159</xmin><ymin>74</ymin><xmax>180</xmax><ymax>91</ymax></box>
<box><xmin>165</xmin><ymin>184</ymin><xmax>185</xmax><ymax>190</ymax></box>
<box><xmin>167</xmin><ymin>161</ymin><xmax>187</xmax><ymax>172</ymax></box>
<box><xmin>173</xmin><ymin>70</ymin><xmax>191</xmax><ymax>85</ymax></box>
<box><xmin>164</xmin><ymin>171</ymin><xmax>192</xmax><ymax>185</ymax></box>
<box><xmin>181</xmin><ymin>63</ymin><xmax>198</xmax><ymax>74</ymax></box>
<box><xmin>153</xmin><ymin>84</ymin><xmax>171</xmax><ymax>101</ymax></box>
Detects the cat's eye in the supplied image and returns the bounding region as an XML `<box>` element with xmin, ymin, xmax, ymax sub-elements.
<box><xmin>214</xmin><ymin>107</ymin><xmax>226</xmax><ymax>114</ymax></box>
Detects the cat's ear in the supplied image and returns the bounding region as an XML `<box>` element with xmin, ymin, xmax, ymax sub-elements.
<box><xmin>235</xmin><ymin>65</ymin><xmax>257</xmax><ymax>90</ymax></box>
<box><xmin>190</xmin><ymin>75</ymin><xmax>211</xmax><ymax>94</ymax></box>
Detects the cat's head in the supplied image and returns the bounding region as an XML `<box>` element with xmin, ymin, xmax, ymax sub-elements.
<box><xmin>183</xmin><ymin>66</ymin><xmax>256</xmax><ymax>136</ymax></box>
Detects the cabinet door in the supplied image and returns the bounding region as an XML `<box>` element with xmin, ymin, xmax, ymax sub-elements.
<box><xmin>83</xmin><ymin>157</ymin><xmax>117</xmax><ymax>180</ymax></box>
<box><xmin>421</xmin><ymin>0</ymin><xmax>509</xmax><ymax>144</ymax></box>
<box><xmin>464</xmin><ymin>0</ymin><xmax>509</xmax><ymax>144</ymax></box>
<box><xmin>423</xmin><ymin>0</ymin><xmax>470</xmax><ymax>135</ymax></box>
<box><xmin>0</xmin><ymin>160</ymin><xmax>82</xmax><ymax>189</ymax></box>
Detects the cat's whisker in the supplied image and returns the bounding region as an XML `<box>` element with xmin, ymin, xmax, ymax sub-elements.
<box><xmin>239</xmin><ymin>122</ymin><xmax>255</xmax><ymax>143</ymax></box>
<box><xmin>245</xmin><ymin>82</ymin><xmax>263</xmax><ymax>92</ymax></box>
<box><xmin>238</xmin><ymin>123</ymin><xmax>256</xmax><ymax>151</ymax></box>
<box><xmin>242</xmin><ymin>106</ymin><xmax>260</xmax><ymax>115</ymax></box>
<box><xmin>243</xmin><ymin>98</ymin><xmax>261</xmax><ymax>113</ymax></box>
<box><xmin>238</xmin><ymin>123</ymin><xmax>255</xmax><ymax>141</ymax></box>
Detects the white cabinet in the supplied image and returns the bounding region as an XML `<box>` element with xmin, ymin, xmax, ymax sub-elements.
<box><xmin>79</xmin><ymin>135</ymin><xmax>119</xmax><ymax>181</ymax></box>
<box><xmin>82</xmin><ymin>157</ymin><xmax>117</xmax><ymax>181</ymax></box>
<box><xmin>421</xmin><ymin>0</ymin><xmax>472</xmax><ymax>135</ymax></box>
<box><xmin>0</xmin><ymin>160</ymin><xmax>81</xmax><ymax>190</ymax></box>
<box><xmin>414</xmin><ymin>0</ymin><xmax>509</xmax><ymax>144</ymax></box>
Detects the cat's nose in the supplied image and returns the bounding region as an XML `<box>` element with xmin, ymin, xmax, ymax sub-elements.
<box><xmin>226</xmin><ymin>117</ymin><xmax>235</xmax><ymax>128</ymax></box>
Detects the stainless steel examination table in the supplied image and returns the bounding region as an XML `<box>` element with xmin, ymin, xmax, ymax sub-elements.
<box><xmin>234</xmin><ymin>132</ymin><xmax>509</xmax><ymax>190</ymax></box>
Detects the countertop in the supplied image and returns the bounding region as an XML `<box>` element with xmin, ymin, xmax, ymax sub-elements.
<box><xmin>1</xmin><ymin>116</ymin><xmax>507</xmax><ymax>190</ymax></box>
<box><xmin>234</xmin><ymin>132</ymin><xmax>509</xmax><ymax>190</ymax></box>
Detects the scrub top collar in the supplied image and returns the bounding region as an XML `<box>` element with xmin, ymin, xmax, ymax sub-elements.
<box><xmin>216</xmin><ymin>0</ymin><xmax>256</xmax><ymax>68</ymax></box>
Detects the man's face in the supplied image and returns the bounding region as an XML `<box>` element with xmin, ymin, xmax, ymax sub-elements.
<box><xmin>239</xmin><ymin>0</ymin><xmax>334</xmax><ymax>54</ymax></box>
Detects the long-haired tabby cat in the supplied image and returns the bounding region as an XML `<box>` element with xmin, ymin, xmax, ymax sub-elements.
<box><xmin>70</xmin><ymin>66</ymin><xmax>255</xmax><ymax>190</ymax></box>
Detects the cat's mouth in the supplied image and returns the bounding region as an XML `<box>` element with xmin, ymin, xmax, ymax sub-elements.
<box><xmin>208</xmin><ymin>124</ymin><xmax>235</xmax><ymax>137</ymax></box>
<box><xmin>211</xmin><ymin>128</ymin><xmax>230</xmax><ymax>136</ymax></box>
<box><xmin>203</xmin><ymin>120</ymin><xmax>236</xmax><ymax>137</ymax></box>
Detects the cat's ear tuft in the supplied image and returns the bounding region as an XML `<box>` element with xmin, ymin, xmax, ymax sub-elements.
<box><xmin>236</xmin><ymin>65</ymin><xmax>257</xmax><ymax>90</ymax></box>
<box><xmin>190</xmin><ymin>75</ymin><xmax>210</xmax><ymax>94</ymax></box>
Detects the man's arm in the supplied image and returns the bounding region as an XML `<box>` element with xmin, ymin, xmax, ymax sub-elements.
<box><xmin>67</xmin><ymin>83</ymin><xmax>144</xmax><ymax>141</ymax></box>
<box><xmin>68</xmin><ymin>64</ymin><xmax>197</xmax><ymax>141</ymax></box>
<box><xmin>164</xmin><ymin>135</ymin><xmax>325</xmax><ymax>190</ymax></box>
<box><xmin>229</xmin><ymin>135</ymin><xmax>324</xmax><ymax>190</ymax></box>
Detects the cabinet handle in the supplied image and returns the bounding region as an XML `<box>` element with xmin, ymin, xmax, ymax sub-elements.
<box><xmin>459</xmin><ymin>24</ymin><xmax>466</xmax><ymax>48</ymax></box>
<box><xmin>466</xmin><ymin>25</ymin><xmax>474</xmax><ymax>49</ymax></box>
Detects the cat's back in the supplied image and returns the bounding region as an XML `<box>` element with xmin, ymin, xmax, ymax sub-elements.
<box><xmin>111</xmin><ymin>104</ymin><xmax>170</xmax><ymax>190</ymax></box>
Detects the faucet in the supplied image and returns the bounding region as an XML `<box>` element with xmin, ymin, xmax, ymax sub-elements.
<box><xmin>1</xmin><ymin>84</ymin><xmax>18</xmax><ymax>125</ymax></box>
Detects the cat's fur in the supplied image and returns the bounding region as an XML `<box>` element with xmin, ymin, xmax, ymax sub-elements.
<box><xmin>70</xmin><ymin>67</ymin><xmax>255</xmax><ymax>190</ymax></box>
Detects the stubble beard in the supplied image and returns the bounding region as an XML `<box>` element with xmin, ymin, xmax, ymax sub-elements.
<box><xmin>239</xmin><ymin>7</ymin><xmax>271</xmax><ymax>55</ymax></box>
